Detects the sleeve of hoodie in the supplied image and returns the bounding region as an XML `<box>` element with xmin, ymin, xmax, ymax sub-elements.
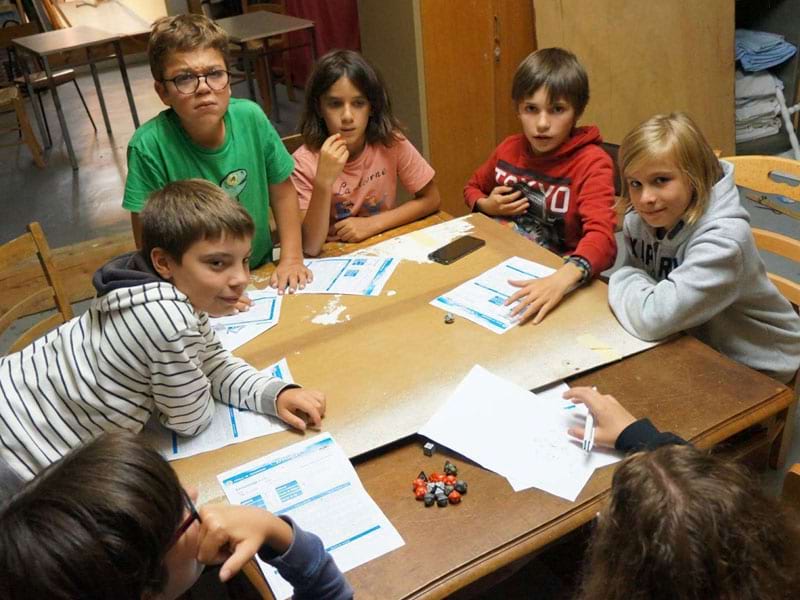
<box><xmin>608</xmin><ymin>222</ymin><xmax>744</xmax><ymax>341</ymax></box>
<box><xmin>615</xmin><ymin>419</ymin><xmax>688</xmax><ymax>452</ymax></box>
<box><xmin>258</xmin><ymin>516</ymin><xmax>353</xmax><ymax>600</ymax></box>
<box><xmin>571</xmin><ymin>149</ymin><xmax>617</xmax><ymax>275</ymax></box>
<box><xmin>193</xmin><ymin>312</ymin><xmax>299</xmax><ymax>417</ymax></box>
<box><xmin>464</xmin><ymin>145</ymin><xmax>501</xmax><ymax>210</ymax></box>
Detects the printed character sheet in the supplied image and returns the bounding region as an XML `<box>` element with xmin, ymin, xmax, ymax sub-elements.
<box><xmin>210</xmin><ymin>289</ymin><xmax>282</xmax><ymax>351</ymax></box>
<box><xmin>218</xmin><ymin>433</ymin><xmax>404</xmax><ymax>600</ymax></box>
<box><xmin>298</xmin><ymin>256</ymin><xmax>398</xmax><ymax>296</ymax></box>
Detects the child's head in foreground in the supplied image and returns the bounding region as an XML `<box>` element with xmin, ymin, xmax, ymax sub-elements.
<box><xmin>300</xmin><ymin>49</ymin><xmax>402</xmax><ymax>155</ymax></box>
<box><xmin>619</xmin><ymin>112</ymin><xmax>723</xmax><ymax>229</ymax></box>
<box><xmin>0</xmin><ymin>433</ymin><xmax>201</xmax><ymax>600</ymax></box>
<box><xmin>142</xmin><ymin>179</ymin><xmax>254</xmax><ymax>316</ymax></box>
<box><xmin>580</xmin><ymin>444</ymin><xmax>800</xmax><ymax>600</ymax></box>
<box><xmin>148</xmin><ymin>15</ymin><xmax>232</xmax><ymax>126</ymax></box>
<box><xmin>512</xmin><ymin>47</ymin><xmax>589</xmax><ymax>156</ymax></box>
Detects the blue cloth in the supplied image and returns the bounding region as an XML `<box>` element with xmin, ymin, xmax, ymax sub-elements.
<box><xmin>736</xmin><ymin>29</ymin><xmax>797</xmax><ymax>72</ymax></box>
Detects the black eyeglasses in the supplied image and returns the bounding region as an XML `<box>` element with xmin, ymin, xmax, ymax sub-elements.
<box><xmin>169</xmin><ymin>487</ymin><xmax>202</xmax><ymax>547</ymax></box>
<box><xmin>161</xmin><ymin>70</ymin><xmax>231</xmax><ymax>95</ymax></box>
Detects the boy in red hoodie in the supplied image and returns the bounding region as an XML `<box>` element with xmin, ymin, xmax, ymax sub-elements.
<box><xmin>464</xmin><ymin>48</ymin><xmax>616</xmax><ymax>324</ymax></box>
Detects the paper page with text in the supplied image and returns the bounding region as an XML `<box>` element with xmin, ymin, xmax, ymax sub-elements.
<box><xmin>430</xmin><ymin>256</ymin><xmax>555</xmax><ymax>334</ymax></box>
<box><xmin>210</xmin><ymin>289</ymin><xmax>282</xmax><ymax>351</ymax></box>
<box><xmin>298</xmin><ymin>256</ymin><xmax>398</xmax><ymax>296</ymax></box>
<box><xmin>218</xmin><ymin>433</ymin><xmax>404</xmax><ymax>600</ymax></box>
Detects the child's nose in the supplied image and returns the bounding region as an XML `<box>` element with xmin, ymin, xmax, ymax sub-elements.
<box><xmin>536</xmin><ymin>113</ymin><xmax>549</xmax><ymax>131</ymax></box>
<box><xmin>230</xmin><ymin>265</ymin><xmax>249</xmax><ymax>288</ymax></box>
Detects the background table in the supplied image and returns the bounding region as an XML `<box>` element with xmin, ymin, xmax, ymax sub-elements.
<box><xmin>216</xmin><ymin>11</ymin><xmax>316</xmax><ymax>121</ymax></box>
<box><xmin>13</xmin><ymin>26</ymin><xmax>140</xmax><ymax>170</ymax></box>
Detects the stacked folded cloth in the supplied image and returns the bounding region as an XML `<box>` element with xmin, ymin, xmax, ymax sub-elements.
<box><xmin>735</xmin><ymin>69</ymin><xmax>783</xmax><ymax>142</ymax></box>
<box><xmin>736</xmin><ymin>29</ymin><xmax>797</xmax><ymax>72</ymax></box>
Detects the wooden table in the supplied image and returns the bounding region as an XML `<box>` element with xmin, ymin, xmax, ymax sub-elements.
<box><xmin>215</xmin><ymin>11</ymin><xmax>316</xmax><ymax>122</ymax></box>
<box><xmin>13</xmin><ymin>26</ymin><xmax>140</xmax><ymax>170</ymax></box>
<box><xmin>172</xmin><ymin>213</ymin><xmax>794</xmax><ymax>598</ymax></box>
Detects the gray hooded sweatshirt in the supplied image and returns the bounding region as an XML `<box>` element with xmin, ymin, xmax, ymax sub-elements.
<box><xmin>609</xmin><ymin>160</ymin><xmax>800</xmax><ymax>383</ymax></box>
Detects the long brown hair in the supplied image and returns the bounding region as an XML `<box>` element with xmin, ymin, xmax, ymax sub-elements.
<box><xmin>0</xmin><ymin>433</ymin><xmax>185</xmax><ymax>600</ymax></box>
<box><xmin>579</xmin><ymin>444</ymin><xmax>800</xmax><ymax>600</ymax></box>
<box><xmin>299</xmin><ymin>49</ymin><xmax>404</xmax><ymax>151</ymax></box>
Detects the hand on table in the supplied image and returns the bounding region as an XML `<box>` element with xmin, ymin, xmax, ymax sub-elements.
<box><xmin>505</xmin><ymin>270</ymin><xmax>574</xmax><ymax>324</ymax></box>
<box><xmin>270</xmin><ymin>258</ymin><xmax>312</xmax><ymax>294</ymax></box>
<box><xmin>563</xmin><ymin>387</ymin><xmax>636</xmax><ymax>448</ymax></box>
<box><xmin>476</xmin><ymin>186</ymin><xmax>527</xmax><ymax>217</ymax></box>
<box><xmin>332</xmin><ymin>216</ymin><xmax>378</xmax><ymax>243</ymax></box>
<box><xmin>276</xmin><ymin>388</ymin><xmax>326</xmax><ymax>431</ymax></box>
<box><xmin>197</xmin><ymin>503</ymin><xmax>293</xmax><ymax>582</ymax></box>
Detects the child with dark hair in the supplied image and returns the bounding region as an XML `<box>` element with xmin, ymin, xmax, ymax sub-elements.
<box><xmin>292</xmin><ymin>49</ymin><xmax>440</xmax><ymax>256</ymax></box>
<box><xmin>563</xmin><ymin>386</ymin><xmax>800</xmax><ymax>600</ymax></box>
<box><xmin>0</xmin><ymin>180</ymin><xmax>325</xmax><ymax>482</ymax></box>
<box><xmin>0</xmin><ymin>433</ymin><xmax>352</xmax><ymax>600</ymax></box>
<box><xmin>465</xmin><ymin>47</ymin><xmax>617</xmax><ymax>324</ymax></box>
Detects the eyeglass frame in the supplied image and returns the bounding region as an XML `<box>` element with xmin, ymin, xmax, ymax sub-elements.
<box><xmin>169</xmin><ymin>487</ymin><xmax>202</xmax><ymax>548</ymax></box>
<box><xmin>159</xmin><ymin>69</ymin><xmax>232</xmax><ymax>95</ymax></box>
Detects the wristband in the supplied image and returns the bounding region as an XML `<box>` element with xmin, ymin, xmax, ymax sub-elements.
<box><xmin>563</xmin><ymin>254</ymin><xmax>592</xmax><ymax>285</ymax></box>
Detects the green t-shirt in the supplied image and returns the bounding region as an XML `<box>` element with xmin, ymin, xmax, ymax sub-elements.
<box><xmin>123</xmin><ymin>98</ymin><xmax>294</xmax><ymax>268</ymax></box>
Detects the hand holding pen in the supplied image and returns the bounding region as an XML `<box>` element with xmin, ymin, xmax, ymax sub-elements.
<box><xmin>563</xmin><ymin>387</ymin><xmax>637</xmax><ymax>449</ymax></box>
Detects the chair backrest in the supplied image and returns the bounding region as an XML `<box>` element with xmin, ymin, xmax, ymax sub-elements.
<box><xmin>0</xmin><ymin>222</ymin><xmax>73</xmax><ymax>354</ymax></box>
<box><xmin>0</xmin><ymin>22</ymin><xmax>39</xmax><ymax>51</ymax></box>
<box><xmin>751</xmin><ymin>228</ymin><xmax>800</xmax><ymax>310</ymax></box>
<box><xmin>281</xmin><ymin>133</ymin><xmax>303</xmax><ymax>154</ymax></box>
<box><xmin>723</xmin><ymin>155</ymin><xmax>800</xmax><ymax>201</ymax></box>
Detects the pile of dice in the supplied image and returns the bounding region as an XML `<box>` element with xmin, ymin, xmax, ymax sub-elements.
<box><xmin>412</xmin><ymin>460</ymin><xmax>468</xmax><ymax>507</ymax></box>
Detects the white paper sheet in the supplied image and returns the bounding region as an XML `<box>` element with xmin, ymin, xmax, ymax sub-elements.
<box><xmin>419</xmin><ymin>365</ymin><xmax>621</xmax><ymax>501</ymax></box>
<box><xmin>142</xmin><ymin>359</ymin><xmax>292</xmax><ymax>461</ymax></box>
<box><xmin>218</xmin><ymin>433</ymin><xmax>404</xmax><ymax>600</ymax></box>
<box><xmin>210</xmin><ymin>289</ymin><xmax>282</xmax><ymax>351</ymax></box>
<box><xmin>297</xmin><ymin>256</ymin><xmax>398</xmax><ymax>296</ymax></box>
<box><xmin>430</xmin><ymin>256</ymin><xmax>555</xmax><ymax>334</ymax></box>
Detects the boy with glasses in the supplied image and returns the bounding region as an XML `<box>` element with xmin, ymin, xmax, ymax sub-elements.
<box><xmin>124</xmin><ymin>14</ymin><xmax>310</xmax><ymax>295</ymax></box>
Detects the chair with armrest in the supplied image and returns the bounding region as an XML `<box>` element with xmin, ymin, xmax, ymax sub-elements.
<box><xmin>723</xmin><ymin>154</ymin><xmax>800</xmax><ymax>468</ymax></box>
<box><xmin>0</xmin><ymin>222</ymin><xmax>73</xmax><ymax>355</ymax></box>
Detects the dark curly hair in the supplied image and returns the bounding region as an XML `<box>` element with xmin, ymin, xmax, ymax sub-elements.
<box><xmin>579</xmin><ymin>444</ymin><xmax>800</xmax><ymax>600</ymax></box>
<box><xmin>299</xmin><ymin>49</ymin><xmax>404</xmax><ymax>150</ymax></box>
<box><xmin>0</xmin><ymin>433</ymin><xmax>185</xmax><ymax>600</ymax></box>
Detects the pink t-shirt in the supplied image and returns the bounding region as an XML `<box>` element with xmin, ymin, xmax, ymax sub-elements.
<box><xmin>291</xmin><ymin>137</ymin><xmax>435</xmax><ymax>222</ymax></box>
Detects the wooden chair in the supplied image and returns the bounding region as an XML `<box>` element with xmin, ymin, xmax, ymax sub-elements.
<box><xmin>723</xmin><ymin>154</ymin><xmax>800</xmax><ymax>468</ymax></box>
<box><xmin>0</xmin><ymin>86</ymin><xmax>44</xmax><ymax>167</ymax></box>
<box><xmin>0</xmin><ymin>222</ymin><xmax>73</xmax><ymax>355</ymax></box>
<box><xmin>784</xmin><ymin>463</ymin><xmax>800</xmax><ymax>505</ymax></box>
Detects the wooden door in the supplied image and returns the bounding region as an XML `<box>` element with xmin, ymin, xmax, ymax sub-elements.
<box><xmin>420</xmin><ymin>0</ymin><xmax>536</xmax><ymax>217</ymax></box>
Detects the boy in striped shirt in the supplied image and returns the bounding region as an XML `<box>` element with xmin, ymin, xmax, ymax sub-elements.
<box><xmin>0</xmin><ymin>180</ymin><xmax>325</xmax><ymax>482</ymax></box>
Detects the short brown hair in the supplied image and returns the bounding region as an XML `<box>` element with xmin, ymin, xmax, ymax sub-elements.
<box><xmin>141</xmin><ymin>179</ymin><xmax>254</xmax><ymax>263</ymax></box>
<box><xmin>0</xmin><ymin>433</ymin><xmax>184</xmax><ymax>600</ymax></box>
<box><xmin>512</xmin><ymin>47</ymin><xmax>589</xmax><ymax>116</ymax></box>
<box><xmin>579</xmin><ymin>444</ymin><xmax>800</xmax><ymax>600</ymax></box>
<box><xmin>300</xmin><ymin>49</ymin><xmax>404</xmax><ymax>151</ymax></box>
<box><xmin>148</xmin><ymin>14</ymin><xmax>229</xmax><ymax>81</ymax></box>
<box><xmin>618</xmin><ymin>112</ymin><xmax>723</xmax><ymax>225</ymax></box>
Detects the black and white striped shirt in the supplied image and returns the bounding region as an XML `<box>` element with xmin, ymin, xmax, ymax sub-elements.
<box><xmin>0</xmin><ymin>282</ymin><xmax>291</xmax><ymax>480</ymax></box>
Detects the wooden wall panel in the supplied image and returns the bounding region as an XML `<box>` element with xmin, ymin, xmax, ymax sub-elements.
<box><xmin>420</xmin><ymin>0</ymin><xmax>496</xmax><ymax>217</ymax></box>
<box><xmin>534</xmin><ymin>0</ymin><xmax>735</xmax><ymax>155</ymax></box>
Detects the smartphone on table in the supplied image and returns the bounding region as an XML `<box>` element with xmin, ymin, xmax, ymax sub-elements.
<box><xmin>428</xmin><ymin>235</ymin><xmax>485</xmax><ymax>265</ymax></box>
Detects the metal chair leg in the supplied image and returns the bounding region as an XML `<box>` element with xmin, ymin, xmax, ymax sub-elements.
<box><xmin>37</xmin><ymin>90</ymin><xmax>52</xmax><ymax>147</ymax></box>
<box><xmin>72</xmin><ymin>79</ymin><xmax>97</xmax><ymax>133</ymax></box>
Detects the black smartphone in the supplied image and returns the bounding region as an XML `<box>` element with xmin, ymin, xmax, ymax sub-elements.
<box><xmin>428</xmin><ymin>235</ymin><xmax>486</xmax><ymax>265</ymax></box>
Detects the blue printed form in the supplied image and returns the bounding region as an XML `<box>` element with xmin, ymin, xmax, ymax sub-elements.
<box><xmin>430</xmin><ymin>256</ymin><xmax>556</xmax><ymax>334</ymax></box>
<box><xmin>218</xmin><ymin>433</ymin><xmax>404</xmax><ymax>600</ymax></box>
<box><xmin>297</xmin><ymin>256</ymin><xmax>398</xmax><ymax>296</ymax></box>
<box><xmin>210</xmin><ymin>289</ymin><xmax>283</xmax><ymax>351</ymax></box>
<box><xmin>141</xmin><ymin>359</ymin><xmax>292</xmax><ymax>461</ymax></box>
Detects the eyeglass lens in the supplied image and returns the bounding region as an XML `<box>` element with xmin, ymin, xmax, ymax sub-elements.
<box><xmin>173</xmin><ymin>70</ymin><xmax>230</xmax><ymax>94</ymax></box>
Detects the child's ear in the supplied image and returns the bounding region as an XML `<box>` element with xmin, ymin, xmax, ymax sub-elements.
<box><xmin>150</xmin><ymin>248</ymin><xmax>174</xmax><ymax>280</ymax></box>
<box><xmin>154</xmin><ymin>80</ymin><xmax>171</xmax><ymax>106</ymax></box>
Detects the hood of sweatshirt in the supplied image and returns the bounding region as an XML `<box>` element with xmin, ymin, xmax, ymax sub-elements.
<box><xmin>92</xmin><ymin>251</ymin><xmax>164</xmax><ymax>297</ymax></box>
